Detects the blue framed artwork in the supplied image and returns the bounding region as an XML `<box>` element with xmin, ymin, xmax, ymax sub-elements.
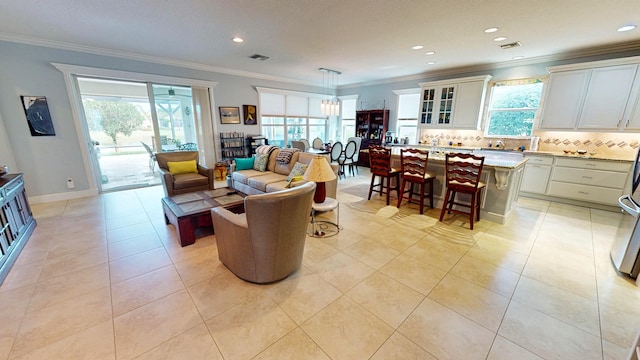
<box><xmin>20</xmin><ymin>95</ymin><xmax>55</xmax><ymax>136</ymax></box>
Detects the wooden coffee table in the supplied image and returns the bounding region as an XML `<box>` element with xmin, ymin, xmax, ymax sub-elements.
<box><xmin>162</xmin><ymin>188</ymin><xmax>245</xmax><ymax>246</ymax></box>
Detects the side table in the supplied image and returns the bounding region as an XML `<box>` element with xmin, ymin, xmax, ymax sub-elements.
<box><xmin>310</xmin><ymin>197</ymin><xmax>340</xmax><ymax>237</ymax></box>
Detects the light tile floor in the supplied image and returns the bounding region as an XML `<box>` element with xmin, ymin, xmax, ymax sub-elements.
<box><xmin>1</xmin><ymin>169</ymin><xmax>640</xmax><ymax>359</ymax></box>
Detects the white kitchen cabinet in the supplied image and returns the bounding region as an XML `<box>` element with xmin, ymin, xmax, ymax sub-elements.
<box><xmin>547</xmin><ymin>157</ymin><xmax>631</xmax><ymax>206</ymax></box>
<box><xmin>520</xmin><ymin>156</ymin><xmax>553</xmax><ymax>194</ymax></box>
<box><xmin>418</xmin><ymin>75</ymin><xmax>491</xmax><ymax>130</ymax></box>
<box><xmin>577</xmin><ymin>65</ymin><xmax>639</xmax><ymax>130</ymax></box>
<box><xmin>539</xmin><ymin>57</ymin><xmax>640</xmax><ymax>131</ymax></box>
<box><xmin>538</xmin><ymin>70</ymin><xmax>589</xmax><ymax>129</ymax></box>
<box><xmin>624</xmin><ymin>78</ymin><xmax>640</xmax><ymax>130</ymax></box>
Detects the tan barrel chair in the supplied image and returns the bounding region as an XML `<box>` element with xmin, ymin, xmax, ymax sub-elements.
<box><xmin>155</xmin><ymin>151</ymin><xmax>214</xmax><ymax>197</ymax></box>
<box><xmin>211</xmin><ymin>182</ymin><xmax>316</xmax><ymax>283</ymax></box>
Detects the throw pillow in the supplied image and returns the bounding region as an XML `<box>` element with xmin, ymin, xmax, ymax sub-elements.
<box><xmin>253</xmin><ymin>153</ymin><xmax>268</xmax><ymax>172</ymax></box>
<box><xmin>276</xmin><ymin>148</ymin><xmax>300</xmax><ymax>164</ymax></box>
<box><xmin>235</xmin><ymin>157</ymin><xmax>254</xmax><ymax>171</ymax></box>
<box><xmin>167</xmin><ymin>160</ymin><xmax>197</xmax><ymax>175</ymax></box>
<box><xmin>287</xmin><ymin>162</ymin><xmax>308</xmax><ymax>182</ymax></box>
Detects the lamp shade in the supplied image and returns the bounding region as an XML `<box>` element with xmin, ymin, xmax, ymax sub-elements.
<box><xmin>303</xmin><ymin>156</ymin><xmax>336</xmax><ymax>203</ymax></box>
<box><xmin>303</xmin><ymin>156</ymin><xmax>336</xmax><ymax>183</ymax></box>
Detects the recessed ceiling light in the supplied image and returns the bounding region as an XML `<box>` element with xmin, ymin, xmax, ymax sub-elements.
<box><xmin>412</xmin><ymin>45</ymin><xmax>424</xmax><ymax>50</ymax></box>
<box><xmin>426</xmin><ymin>61</ymin><xmax>436</xmax><ymax>65</ymax></box>
<box><xmin>493</xmin><ymin>36</ymin><xmax>507</xmax><ymax>42</ymax></box>
<box><xmin>484</xmin><ymin>27</ymin><xmax>499</xmax><ymax>33</ymax></box>
<box><xmin>232</xmin><ymin>37</ymin><xmax>244</xmax><ymax>43</ymax></box>
<box><xmin>513</xmin><ymin>56</ymin><xmax>525</xmax><ymax>60</ymax></box>
<box><xmin>618</xmin><ymin>24</ymin><xmax>637</xmax><ymax>32</ymax></box>
<box><xmin>425</xmin><ymin>51</ymin><xmax>436</xmax><ymax>55</ymax></box>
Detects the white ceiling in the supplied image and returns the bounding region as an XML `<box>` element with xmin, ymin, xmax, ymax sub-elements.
<box><xmin>1</xmin><ymin>0</ymin><xmax>639</xmax><ymax>86</ymax></box>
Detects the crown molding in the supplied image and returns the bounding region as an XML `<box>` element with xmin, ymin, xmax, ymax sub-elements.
<box><xmin>340</xmin><ymin>40</ymin><xmax>640</xmax><ymax>89</ymax></box>
<box><xmin>0</xmin><ymin>32</ymin><xmax>317</xmax><ymax>86</ymax></box>
<box><xmin>2</xmin><ymin>32</ymin><xmax>639</xmax><ymax>89</ymax></box>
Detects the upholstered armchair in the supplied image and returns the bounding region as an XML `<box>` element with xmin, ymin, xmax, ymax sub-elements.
<box><xmin>155</xmin><ymin>151</ymin><xmax>214</xmax><ymax>197</ymax></box>
<box><xmin>210</xmin><ymin>182</ymin><xmax>316</xmax><ymax>283</ymax></box>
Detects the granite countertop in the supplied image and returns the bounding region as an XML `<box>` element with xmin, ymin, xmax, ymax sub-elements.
<box><xmin>523</xmin><ymin>150</ymin><xmax>634</xmax><ymax>162</ymax></box>
<box><xmin>387</xmin><ymin>146</ymin><xmax>528</xmax><ymax>169</ymax></box>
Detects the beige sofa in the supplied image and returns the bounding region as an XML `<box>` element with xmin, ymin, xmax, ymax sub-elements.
<box><xmin>231</xmin><ymin>147</ymin><xmax>337</xmax><ymax>197</ymax></box>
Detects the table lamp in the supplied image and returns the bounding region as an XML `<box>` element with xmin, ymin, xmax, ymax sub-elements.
<box><xmin>303</xmin><ymin>156</ymin><xmax>337</xmax><ymax>203</ymax></box>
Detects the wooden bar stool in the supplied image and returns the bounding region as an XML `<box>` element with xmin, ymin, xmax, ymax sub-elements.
<box><xmin>367</xmin><ymin>145</ymin><xmax>400</xmax><ymax>205</ymax></box>
<box><xmin>396</xmin><ymin>148</ymin><xmax>435</xmax><ymax>214</ymax></box>
<box><xmin>439</xmin><ymin>153</ymin><xmax>485</xmax><ymax>229</ymax></box>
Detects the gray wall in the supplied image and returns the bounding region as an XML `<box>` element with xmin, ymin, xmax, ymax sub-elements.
<box><xmin>1</xmin><ymin>39</ymin><xmax>638</xmax><ymax>201</ymax></box>
<box><xmin>0</xmin><ymin>40</ymin><xmax>322</xmax><ymax>199</ymax></box>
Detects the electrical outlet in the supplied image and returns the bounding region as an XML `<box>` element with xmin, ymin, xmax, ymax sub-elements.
<box><xmin>66</xmin><ymin>178</ymin><xmax>75</xmax><ymax>189</ymax></box>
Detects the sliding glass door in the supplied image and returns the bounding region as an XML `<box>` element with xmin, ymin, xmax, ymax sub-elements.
<box><xmin>77</xmin><ymin>77</ymin><xmax>194</xmax><ymax>192</ymax></box>
<box><xmin>150</xmin><ymin>84</ymin><xmax>195</xmax><ymax>152</ymax></box>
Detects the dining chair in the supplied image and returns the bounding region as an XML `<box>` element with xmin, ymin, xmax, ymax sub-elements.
<box><xmin>346</xmin><ymin>137</ymin><xmax>362</xmax><ymax>174</ymax></box>
<box><xmin>300</xmin><ymin>138</ymin><xmax>310</xmax><ymax>150</ymax></box>
<box><xmin>439</xmin><ymin>152</ymin><xmax>486</xmax><ymax>229</ymax></box>
<box><xmin>339</xmin><ymin>140</ymin><xmax>358</xmax><ymax>178</ymax></box>
<box><xmin>367</xmin><ymin>145</ymin><xmax>400</xmax><ymax>205</ymax></box>
<box><xmin>312</xmin><ymin>137</ymin><xmax>324</xmax><ymax>150</ymax></box>
<box><xmin>396</xmin><ymin>148</ymin><xmax>435</xmax><ymax>214</ymax></box>
<box><xmin>291</xmin><ymin>140</ymin><xmax>306</xmax><ymax>151</ymax></box>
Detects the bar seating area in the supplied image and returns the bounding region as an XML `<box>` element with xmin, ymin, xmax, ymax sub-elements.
<box><xmin>396</xmin><ymin>148</ymin><xmax>435</xmax><ymax>214</ymax></box>
<box><xmin>367</xmin><ymin>145</ymin><xmax>400</xmax><ymax>205</ymax></box>
<box><xmin>439</xmin><ymin>152</ymin><xmax>486</xmax><ymax>230</ymax></box>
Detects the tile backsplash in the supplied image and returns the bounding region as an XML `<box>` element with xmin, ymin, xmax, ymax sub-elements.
<box><xmin>419</xmin><ymin>129</ymin><xmax>640</xmax><ymax>160</ymax></box>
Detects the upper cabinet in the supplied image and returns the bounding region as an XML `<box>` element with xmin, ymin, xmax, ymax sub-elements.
<box><xmin>538</xmin><ymin>70</ymin><xmax>590</xmax><ymax>129</ymax></box>
<box><xmin>539</xmin><ymin>57</ymin><xmax>640</xmax><ymax>131</ymax></box>
<box><xmin>418</xmin><ymin>75</ymin><xmax>491</xmax><ymax>130</ymax></box>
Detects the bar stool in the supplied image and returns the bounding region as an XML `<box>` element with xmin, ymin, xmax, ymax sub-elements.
<box><xmin>396</xmin><ymin>148</ymin><xmax>435</xmax><ymax>214</ymax></box>
<box><xmin>367</xmin><ymin>145</ymin><xmax>400</xmax><ymax>205</ymax></box>
<box><xmin>439</xmin><ymin>153</ymin><xmax>485</xmax><ymax>230</ymax></box>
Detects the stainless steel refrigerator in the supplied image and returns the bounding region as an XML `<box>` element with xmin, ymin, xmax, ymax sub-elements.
<box><xmin>611</xmin><ymin>147</ymin><xmax>640</xmax><ymax>278</ymax></box>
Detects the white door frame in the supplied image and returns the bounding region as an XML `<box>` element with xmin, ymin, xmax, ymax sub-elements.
<box><xmin>53</xmin><ymin>63</ymin><xmax>218</xmax><ymax>193</ymax></box>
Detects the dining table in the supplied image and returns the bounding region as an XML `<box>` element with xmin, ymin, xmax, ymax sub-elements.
<box><xmin>305</xmin><ymin>148</ymin><xmax>330</xmax><ymax>155</ymax></box>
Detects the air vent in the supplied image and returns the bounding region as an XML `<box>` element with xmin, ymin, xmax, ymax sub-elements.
<box><xmin>249</xmin><ymin>54</ymin><xmax>270</xmax><ymax>61</ymax></box>
<box><xmin>500</xmin><ymin>41</ymin><xmax>522</xmax><ymax>49</ymax></box>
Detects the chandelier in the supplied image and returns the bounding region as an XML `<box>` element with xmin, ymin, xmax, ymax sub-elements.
<box><xmin>319</xmin><ymin>67</ymin><xmax>341</xmax><ymax>117</ymax></box>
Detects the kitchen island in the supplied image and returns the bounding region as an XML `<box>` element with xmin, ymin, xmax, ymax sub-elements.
<box><xmin>385</xmin><ymin>146</ymin><xmax>528</xmax><ymax>224</ymax></box>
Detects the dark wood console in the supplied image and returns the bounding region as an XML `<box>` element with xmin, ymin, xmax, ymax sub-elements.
<box><xmin>0</xmin><ymin>174</ymin><xmax>36</xmax><ymax>284</ymax></box>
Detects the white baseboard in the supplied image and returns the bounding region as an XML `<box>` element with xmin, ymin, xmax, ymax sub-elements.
<box><xmin>29</xmin><ymin>188</ymin><xmax>99</xmax><ymax>204</ymax></box>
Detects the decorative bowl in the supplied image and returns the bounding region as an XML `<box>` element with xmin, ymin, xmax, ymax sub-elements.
<box><xmin>0</xmin><ymin>165</ymin><xmax>7</xmax><ymax>177</ymax></box>
<box><xmin>577</xmin><ymin>149</ymin><xmax>587</xmax><ymax>155</ymax></box>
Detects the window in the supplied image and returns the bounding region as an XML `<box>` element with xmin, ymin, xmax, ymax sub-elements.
<box><xmin>258</xmin><ymin>88</ymin><xmax>328</xmax><ymax>147</ymax></box>
<box><xmin>485</xmin><ymin>78</ymin><xmax>544</xmax><ymax>137</ymax></box>
<box><xmin>394</xmin><ymin>89</ymin><xmax>420</xmax><ymax>142</ymax></box>
<box><xmin>341</xmin><ymin>98</ymin><xmax>356</xmax><ymax>142</ymax></box>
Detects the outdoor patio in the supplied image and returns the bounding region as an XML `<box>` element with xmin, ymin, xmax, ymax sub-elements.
<box><xmin>97</xmin><ymin>150</ymin><xmax>161</xmax><ymax>192</ymax></box>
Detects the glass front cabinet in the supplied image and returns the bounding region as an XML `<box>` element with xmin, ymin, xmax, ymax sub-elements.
<box><xmin>418</xmin><ymin>75</ymin><xmax>491</xmax><ymax>129</ymax></box>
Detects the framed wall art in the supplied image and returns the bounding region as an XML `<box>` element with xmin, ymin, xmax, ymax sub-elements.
<box><xmin>20</xmin><ymin>95</ymin><xmax>55</xmax><ymax>136</ymax></box>
<box><xmin>219</xmin><ymin>106</ymin><xmax>240</xmax><ymax>124</ymax></box>
<box><xmin>243</xmin><ymin>105</ymin><xmax>257</xmax><ymax>125</ymax></box>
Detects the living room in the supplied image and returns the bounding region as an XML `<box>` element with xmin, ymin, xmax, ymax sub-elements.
<box><xmin>1</xmin><ymin>1</ymin><xmax>640</xmax><ymax>359</ymax></box>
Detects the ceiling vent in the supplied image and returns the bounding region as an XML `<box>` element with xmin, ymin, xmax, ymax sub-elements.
<box><xmin>249</xmin><ymin>54</ymin><xmax>270</xmax><ymax>61</ymax></box>
<box><xmin>500</xmin><ymin>41</ymin><xmax>522</xmax><ymax>49</ymax></box>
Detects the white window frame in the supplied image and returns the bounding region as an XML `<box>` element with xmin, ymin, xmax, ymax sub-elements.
<box><xmin>483</xmin><ymin>78</ymin><xmax>546</xmax><ymax>139</ymax></box>
<box><xmin>256</xmin><ymin>87</ymin><xmax>329</xmax><ymax>147</ymax></box>
<box><xmin>393</xmin><ymin>89</ymin><xmax>420</xmax><ymax>143</ymax></box>
<box><xmin>339</xmin><ymin>95</ymin><xmax>358</xmax><ymax>143</ymax></box>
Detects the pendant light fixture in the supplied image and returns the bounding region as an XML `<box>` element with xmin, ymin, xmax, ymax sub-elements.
<box><xmin>319</xmin><ymin>67</ymin><xmax>341</xmax><ymax>117</ymax></box>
